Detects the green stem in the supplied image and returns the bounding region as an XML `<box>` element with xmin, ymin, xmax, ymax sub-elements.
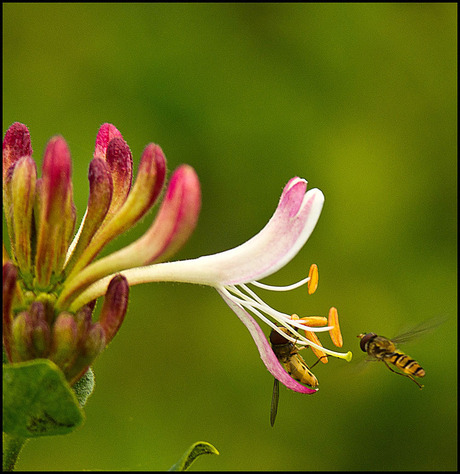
<box><xmin>2</xmin><ymin>433</ymin><xmax>28</xmax><ymax>471</ymax></box>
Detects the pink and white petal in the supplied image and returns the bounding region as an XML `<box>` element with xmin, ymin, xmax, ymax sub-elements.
<box><xmin>169</xmin><ymin>179</ymin><xmax>324</xmax><ymax>285</ymax></box>
<box><xmin>66</xmin><ymin>177</ymin><xmax>324</xmax><ymax>303</ymax></box>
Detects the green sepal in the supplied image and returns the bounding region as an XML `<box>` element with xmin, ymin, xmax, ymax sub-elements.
<box><xmin>168</xmin><ymin>441</ymin><xmax>219</xmax><ymax>471</ymax></box>
<box><xmin>3</xmin><ymin>359</ymin><xmax>85</xmax><ymax>438</ymax></box>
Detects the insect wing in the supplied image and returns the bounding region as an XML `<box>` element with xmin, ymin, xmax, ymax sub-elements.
<box><xmin>391</xmin><ymin>316</ymin><xmax>448</xmax><ymax>345</ymax></box>
<box><xmin>270</xmin><ymin>378</ymin><xmax>280</xmax><ymax>427</ymax></box>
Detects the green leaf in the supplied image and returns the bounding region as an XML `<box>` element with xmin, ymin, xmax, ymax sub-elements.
<box><xmin>3</xmin><ymin>359</ymin><xmax>85</xmax><ymax>438</ymax></box>
<box><xmin>168</xmin><ymin>441</ymin><xmax>219</xmax><ymax>471</ymax></box>
<box><xmin>72</xmin><ymin>367</ymin><xmax>95</xmax><ymax>407</ymax></box>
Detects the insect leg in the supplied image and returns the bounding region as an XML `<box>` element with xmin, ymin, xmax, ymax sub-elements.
<box><xmin>382</xmin><ymin>360</ymin><xmax>424</xmax><ymax>389</ymax></box>
<box><xmin>309</xmin><ymin>355</ymin><xmax>328</xmax><ymax>369</ymax></box>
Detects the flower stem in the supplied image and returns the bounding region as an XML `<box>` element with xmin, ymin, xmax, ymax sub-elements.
<box><xmin>2</xmin><ymin>433</ymin><xmax>28</xmax><ymax>471</ymax></box>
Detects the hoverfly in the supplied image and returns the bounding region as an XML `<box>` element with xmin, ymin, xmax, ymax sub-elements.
<box><xmin>269</xmin><ymin>327</ymin><xmax>321</xmax><ymax>427</ymax></box>
<box><xmin>357</xmin><ymin>317</ymin><xmax>447</xmax><ymax>389</ymax></box>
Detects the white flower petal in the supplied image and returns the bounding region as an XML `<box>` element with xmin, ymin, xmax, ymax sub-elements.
<box><xmin>188</xmin><ymin>179</ymin><xmax>324</xmax><ymax>285</ymax></box>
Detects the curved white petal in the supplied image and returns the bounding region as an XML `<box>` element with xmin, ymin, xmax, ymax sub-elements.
<box><xmin>201</xmin><ymin>179</ymin><xmax>324</xmax><ymax>285</ymax></box>
<box><xmin>119</xmin><ymin>178</ymin><xmax>323</xmax><ymax>287</ymax></box>
<box><xmin>68</xmin><ymin>178</ymin><xmax>324</xmax><ymax>309</ymax></box>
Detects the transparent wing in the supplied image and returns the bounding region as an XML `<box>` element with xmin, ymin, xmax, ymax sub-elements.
<box><xmin>391</xmin><ymin>315</ymin><xmax>448</xmax><ymax>345</ymax></box>
<box><xmin>270</xmin><ymin>378</ymin><xmax>280</xmax><ymax>427</ymax></box>
<box><xmin>346</xmin><ymin>351</ymin><xmax>379</xmax><ymax>378</ymax></box>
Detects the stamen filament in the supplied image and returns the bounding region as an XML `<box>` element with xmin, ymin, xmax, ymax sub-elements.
<box><xmin>250</xmin><ymin>275</ymin><xmax>311</xmax><ymax>292</ymax></box>
<box><xmin>220</xmin><ymin>284</ymin><xmax>352</xmax><ymax>361</ymax></box>
<box><xmin>270</xmin><ymin>323</ymin><xmax>352</xmax><ymax>360</ymax></box>
<box><xmin>219</xmin><ymin>286</ymin><xmax>280</xmax><ymax>332</ymax></box>
<box><xmin>227</xmin><ymin>284</ymin><xmax>333</xmax><ymax>333</ymax></box>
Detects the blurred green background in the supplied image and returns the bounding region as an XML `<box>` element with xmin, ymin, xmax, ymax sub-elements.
<box><xmin>3</xmin><ymin>3</ymin><xmax>457</xmax><ymax>471</ymax></box>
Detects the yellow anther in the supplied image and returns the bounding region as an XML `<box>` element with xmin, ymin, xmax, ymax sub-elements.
<box><xmin>298</xmin><ymin>316</ymin><xmax>328</xmax><ymax>327</ymax></box>
<box><xmin>307</xmin><ymin>264</ymin><xmax>319</xmax><ymax>295</ymax></box>
<box><xmin>328</xmin><ymin>306</ymin><xmax>343</xmax><ymax>348</ymax></box>
<box><xmin>290</xmin><ymin>314</ymin><xmax>300</xmax><ymax>320</ymax></box>
<box><xmin>304</xmin><ymin>330</ymin><xmax>328</xmax><ymax>363</ymax></box>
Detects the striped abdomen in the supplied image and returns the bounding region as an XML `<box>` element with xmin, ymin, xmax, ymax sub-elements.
<box><xmin>282</xmin><ymin>356</ymin><xmax>319</xmax><ymax>388</ymax></box>
<box><xmin>384</xmin><ymin>351</ymin><xmax>425</xmax><ymax>378</ymax></box>
<box><xmin>271</xmin><ymin>327</ymin><xmax>319</xmax><ymax>388</ymax></box>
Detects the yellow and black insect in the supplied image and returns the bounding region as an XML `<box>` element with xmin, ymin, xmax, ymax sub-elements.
<box><xmin>357</xmin><ymin>317</ymin><xmax>447</xmax><ymax>389</ymax></box>
<box><xmin>269</xmin><ymin>327</ymin><xmax>320</xmax><ymax>427</ymax></box>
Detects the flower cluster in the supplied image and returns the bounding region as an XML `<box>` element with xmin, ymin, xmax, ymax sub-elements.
<box><xmin>3</xmin><ymin>122</ymin><xmax>200</xmax><ymax>384</ymax></box>
<box><xmin>3</xmin><ymin>122</ymin><xmax>350</xmax><ymax>392</ymax></box>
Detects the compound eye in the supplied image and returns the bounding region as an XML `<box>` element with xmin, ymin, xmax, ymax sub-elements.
<box><xmin>359</xmin><ymin>333</ymin><xmax>376</xmax><ymax>352</ymax></box>
<box><xmin>270</xmin><ymin>328</ymin><xmax>290</xmax><ymax>346</ymax></box>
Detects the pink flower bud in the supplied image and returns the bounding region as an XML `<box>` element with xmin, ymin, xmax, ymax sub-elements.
<box><xmin>2</xmin><ymin>122</ymin><xmax>32</xmax><ymax>181</ymax></box>
<box><xmin>29</xmin><ymin>302</ymin><xmax>51</xmax><ymax>357</ymax></box>
<box><xmin>35</xmin><ymin>136</ymin><xmax>75</xmax><ymax>288</ymax></box>
<box><xmin>98</xmin><ymin>274</ymin><xmax>129</xmax><ymax>345</ymax></box>
<box><xmin>104</xmin><ymin>137</ymin><xmax>133</xmax><ymax>217</ymax></box>
<box><xmin>10</xmin><ymin>156</ymin><xmax>37</xmax><ymax>277</ymax></box>
<box><xmin>67</xmin><ymin>323</ymin><xmax>106</xmax><ymax>385</ymax></box>
<box><xmin>2</xmin><ymin>262</ymin><xmax>18</xmax><ymax>361</ymax></box>
<box><xmin>49</xmin><ymin>312</ymin><xmax>78</xmax><ymax>368</ymax></box>
<box><xmin>93</xmin><ymin>123</ymin><xmax>123</xmax><ymax>161</ymax></box>
<box><xmin>11</xmin><ymin>311</ymin><xmax>33</xmax><ymax>361</ymax></box>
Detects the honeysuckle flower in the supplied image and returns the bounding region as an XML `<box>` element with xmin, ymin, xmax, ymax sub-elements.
<box><xmin>3</xmin><ymin>121</ymin><xmax>351</xmax><ymax>398</ymax></box>
<box><xmin>3</xmin><ymin>122</ymin><xmax>201</xmax><ymax>384</ymax></box>
<box><xmin>66</xmin><ymin>176</ymin><xmax>352</xmax><ymax>394</ymax></box>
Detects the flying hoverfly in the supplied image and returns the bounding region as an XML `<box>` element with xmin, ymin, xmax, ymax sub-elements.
<box><xmin>269</xmin><ymin>327</ymin><xmax>321</xmax><ymax>427</ymax></box>
<box><xmin>357</xmin><ymin>316</ymin><xmax>447</xmax><ymax>389</ymax></box>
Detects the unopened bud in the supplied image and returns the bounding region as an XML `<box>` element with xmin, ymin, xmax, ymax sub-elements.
<box><xmin>74</xmin><ymin>305</ymin><xmax>93</xmax><ymax>341</ymax></box>
<box><xmin>98</xmin><ymin>274</ymin><xmax>129</xmax><ymax>345</ymax></box>
<box><xmin>34</xmin><ymin>136</ymin><xmax>75</xmax><ymax>289</ymax></box>
<box><xmin>29</xmin><ymin>302</ymin><xmax>51</xmax><ymax>357</ymax></box>
<box><xmin>49</xmin><ymin>312</ymin><xmax>78</xmax><ymax>368</ymax></box>
<box><xmin>67</xmin><ymin>323</ymin><xmax>106</xmax><ymax>385</ymax></box>
<box><xmin>2</xmin><ymin>262</ymin><xmax>18</xmax><ymax>361</ymax></box>
<box><xmin>2</xmin><ymin>122</ymin><xmax>32</xmax><ymax>181</ymax></box>
<box><xmin>11</xmin><ymin>311</ymin><xmax>33</xmax><ymax>361</ymax></box>
<box><xmin>84</xmin><ymin>323</ymin><xmax>106</xmax><ymax>358</ymax></box>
